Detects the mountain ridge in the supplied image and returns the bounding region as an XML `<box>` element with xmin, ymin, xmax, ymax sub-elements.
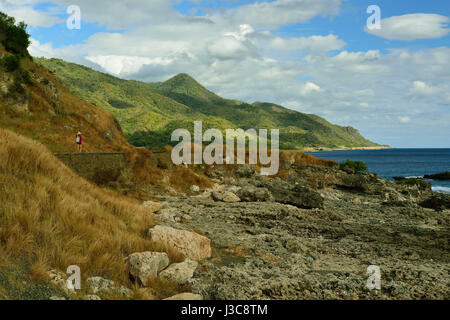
<box><xmin>35</xmin><ymin>57</ymin><xmax>383</xmax><ymax>150</ymax></box>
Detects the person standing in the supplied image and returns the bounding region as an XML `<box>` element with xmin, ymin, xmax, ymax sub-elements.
<box><xmin>76</xmin><ymin>131</ymin><xmax>83</xmax><ymax>152</ymax></box>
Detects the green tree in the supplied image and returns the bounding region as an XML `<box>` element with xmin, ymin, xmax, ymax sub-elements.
<box><xmin>0</xmin><ymin>12</ymin><xmax>30</xmax><ymax>56</ymax></box>
<box><xmin>340</xmin><ymin>159</ymin><xmax>369</xmax><ymax>174</ymax></box>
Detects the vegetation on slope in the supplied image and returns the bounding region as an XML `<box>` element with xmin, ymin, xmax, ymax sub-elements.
<box><xmin>0</xmin><ymin>128</ymin><xmax>188</xmax><ymax>299</ymax></box>
<box><xmin>0</xmin><ymin>12</ymin><xmax>212</xmax><ymax>199</ymax></box>
<box><xmin>35</xmin><ymin>58</ymin><xmax>381</xmax><ymax>150</ymax></box>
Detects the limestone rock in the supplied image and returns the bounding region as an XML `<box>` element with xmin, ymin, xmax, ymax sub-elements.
<box><xmin>237</xmin><ymin>186</ymin><xmax>273</xmax><ymax>202</ymax></box>
<box><xmin>47</xmin><ymin>269</ymin><xmax>68</xmax><ymax>293</ymax></box>
<box><xmin>159</xmin><ymin>259</ymin><xmax>198</xmax><ymax>284</ymax></box>
<box><xmin>86</xmin><ymin>277</ymin><xmax>116</xmax><ymax>294</ymax></box>
<box><xmin>143</xmin><ymin>201</ymin><xmax>162</xmax><ymax>213</ymax></box>
<box><xmin>127</xmin><ymin>252</ymin><xmax>170</xmax><ymax>285</ymax></box>
<box><xmin>158</xmin><ymin>208</ymin><xmax>177</xmax><ymax>222</ymax></box>
<box><xmin>148</xmin><ymin>225</ymin><xmax>212</xmax><ymax>261</ymax></box>
<box><xmin>212</xmin><ymin>191</ymin><xmax>240</xmax><ymax>203</ymax></box>
<box><xmin>164</xmin><ymin>293</ymin><xmax>203</xmax><ymax>300</ymax></box>
<box><xmin>86</xmin><ymin>276</ymin><xmax>132</xmax><ymax>297</ymax></box>
<box><xmin>190</xmin><ymin>185</ymin><xmax>200</xmax><ymax>193</ymax></box>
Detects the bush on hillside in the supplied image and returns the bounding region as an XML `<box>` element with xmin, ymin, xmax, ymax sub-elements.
<box><xmin>395</xmin><ymin>178</ymin><xmax>430</xmax><ymax>190</ymax></box>
<box><xmin>6</xmin><ymin>78</ymin><xmax>26</xmax><ymax>97</ymax></box>
<box><xmin>19</xmin><ymin>70</ymin><xmax>32</xmax><ymax>85</ymax></box>
<box><xmin>339</xmin><ymin>159</ymin><xmax>369</xmax><ymax>174</ymax></box>
<box><xmin>0</xmin><ymin>12</ymin><xmax>30</xmax><ymax>56</ymax></box>
<box><xmin>0</xmin><ymin>54</ymin><xmax>20</xmax><ymax>72</ymax></box>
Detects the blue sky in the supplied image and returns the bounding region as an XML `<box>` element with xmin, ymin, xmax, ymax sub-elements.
<box><xmin>2</xmin><ymin>0</ymin><xmax>449</xmax><ymax>147</ymax></box>
<box><xmin>27</xmin><ymin>1</ymin><xmax>450</xmax><ymax>53</ymax></box>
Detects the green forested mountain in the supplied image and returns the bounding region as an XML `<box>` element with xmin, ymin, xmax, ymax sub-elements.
<box><xmin>35</xmin><ymin>58</ymin><xmax>381</xmax><ymax>150</ymax></box>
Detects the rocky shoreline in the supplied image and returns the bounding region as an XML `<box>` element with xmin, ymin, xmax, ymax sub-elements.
<box><xmin>46</xmin><ymin>164</ymin><xmax>449</xmax><ymax>300</ymax></box>
<box><xmin>424</xmin><ymin>171</ymin><xmax>450</xmax><ymax>181</ymax></box>
<box><xmin>302</xmin><ymin>146</ymin><xmax>392</xmax><ymax>152</ymax></box>
<box><xmin>151</xmin><ymin>164</ymin><xmax>449</xmax><ymax>300</ymax></box>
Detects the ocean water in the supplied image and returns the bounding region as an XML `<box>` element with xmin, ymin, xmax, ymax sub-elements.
<box><xmin>306</xmin><ymin>149</ymin><xmax>450</xmax><ymax>194</ymax></box>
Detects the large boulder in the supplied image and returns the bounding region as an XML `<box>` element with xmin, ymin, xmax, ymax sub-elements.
<box><xmin>127</xmin><ymin>252</ymin><xmax>170</xmax><ymax>285</ymax></box>
<box><xmin>287</xmin><ymin>184</ymin><xmax>324</xmax><ymax>209</ymax></box>
<box><xmin>159</xmin><ymin>259</ymin><xmax>198</xmax><ymax>285</ymax></box>
<box><xmin>86</xmin><ymin>277</ymin><xmax>132</xmax><ymax>297</ymax></box>
<box><xmin>337</xmin><ymin>174</ymin><xmax>370</xmax><ymax>192</ymax></box>
<box><xmin>236</xmin><ymin>186</ymin><xmax>273</xmax><ymax>202</ymax></box>
<box><xmin>212</xmin><ymin>191</ymin><xmax>241</xmax><ymax>203</ymax></box>
<box><xmin>249</xmin><ymin>178</ymin><xmax>323</xmax><ymax>209</ymax></box>
<box><xmin>148</xmin><ymin>225</ymin><xmax>212</xmax><ymax>261</ymax></box>
<box><xmin>419</xmin><ymin>193</ymin><xmax>450</xmax><ymax>211</ymax></box>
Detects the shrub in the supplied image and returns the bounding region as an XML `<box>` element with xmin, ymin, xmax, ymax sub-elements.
<box><xmin>339</xmin><ymin>159</ymin><xmax>369</xmax><ymax>174</ymax></box>
<box><xmin>19</xmin><ymin>70</ymin><xmax>32</xmax><ymax>85</ymax></box>
<box><xmin>0</xmin><ymin>12</ymin><xmax>30</xmax><ymax>56</ymax></box>
<box><xmin>1</xmin><ymin>55</ymin><xmax>20</xmax><ymax>72</ymax></box>
<box><xmin>396</xmin><ymin>178</ymin><xmax>430</xmax><ymax>190</ymax></box>
<box><xmin>7</xmin><ymin>78</ymin><xmax>26</xmax><ymax>97</ymax></box>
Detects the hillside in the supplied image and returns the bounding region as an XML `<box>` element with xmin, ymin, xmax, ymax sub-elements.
<box><xmin>0</xmin><ymin>50</ymin><xmax>132</xmax><ymax>154</ymax></box>
<box><xmin>0</xmin><ymin>128</ymin><xmax>159</xmax><ymax>298</ymax></box>
<box><xmin>0</xmin><ymin>14</ymin><xmax>212</xmax><ymax>199</ymax></box>
<box><xmin>35</xmin><ymin>58</ymin><xmax>381</xmax><ymax>150</ymax></box>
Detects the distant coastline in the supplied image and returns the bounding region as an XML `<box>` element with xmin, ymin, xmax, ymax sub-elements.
<box><xmin>303</xmin><ymin>146</ymin><xmax>392</xmax><ymax>152</ymax></box>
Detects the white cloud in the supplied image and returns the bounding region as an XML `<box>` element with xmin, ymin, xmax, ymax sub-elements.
<box><xmin>300</xmin><ymin>82</ymin><xmax>321</xmax><ymax>96</ymax></box>
<box><xmin>366</xmin><ymin>14</ymin><xmax>450</xmax><ymax>41</ymax></box>
<box><xmin>409</xmin><ymin>81</ymin><xmax>439</xmax><ymax>96</ymax></box>
<box><xmin>0</xmin><ymin>0</ymin><xmax>62</xmax><ymax>27</ymax></box>
<box><xmin>269</xmin><ymin>34</ymin><xmax>345</xmax><ymax>52</ymax></box>
<box><xmin>207</xmin><ymin>36</ymin><xmax>255</xmax><ymax>60</ymax></box>
<box><xmin>213</xmin><ymin>0</ymin><xmax>342</xmax><ymax>29</ymax></box>
<box><xmin>85</xmin><ymin>55</ymin><xmax>172</xmax><ymax>76</ymax></box>
<box><xmin>398</xmin><ymin>116</ymin><xmax>411</xmax><ymax>123</ymax></box>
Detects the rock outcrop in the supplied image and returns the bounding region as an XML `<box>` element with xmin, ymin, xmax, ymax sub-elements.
<box><xmin>212</xmin><ymin>191</ymin><xmax>241</xmax><ymax>203</ymax></box>
<box><xmin>86</xmin><ymin>277</ymin><xmax>132</xmax><ymax>297</ymax></box>
<box><xmin>127</xmin><ymin>252</ymin><xmax>170</xmax><ymax>285</ymax></box>
<box><xmin>148</xmin><ymin>225</ymin><xmax>212</xmax><ymax>261</ymax></box>
<box><xmin>420</xmin><ymin>193</ymin><xmax>450</xmax><ymax>211</ymax></box>
<box><xmin>159</xmin><ymin>259</ymin><xmax>198</xmax><ymax>285</ymax></box>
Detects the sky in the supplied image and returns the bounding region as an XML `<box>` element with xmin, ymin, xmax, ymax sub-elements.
<box><xmin>1</xmin><ymin>0</ymin><xmax>449</xmax><ymax>148</ymax></box>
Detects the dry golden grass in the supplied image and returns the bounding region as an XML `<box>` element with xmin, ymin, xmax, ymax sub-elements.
<box><xmin>145</xmin><ymin>277</ymin><xmax>191</xmax><ymax>300</ymax></box>
<box><xmin>169</xmin><ymin>165</ymin><xmax>212</xmax><ymax>191</ymax></box>
<box><xmin>0</xmin><ymin>128</ymin><xmax>181</xmax><ymax>287</ymax></box>
<box><xmin>279</xmin><ymin>149</ymin><xmax>337</xmax><ymax>168</ymax></box>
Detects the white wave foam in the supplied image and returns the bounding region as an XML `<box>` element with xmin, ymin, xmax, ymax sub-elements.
<box><xmin>432</xmin><ymin>186</ymin><xmax>450</xmax><ymax>194</ymax></box>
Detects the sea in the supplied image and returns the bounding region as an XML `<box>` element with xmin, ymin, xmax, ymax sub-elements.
<box><xmin>306</xmin><ymin>149</ymin><xmax>450</xmax><ymax>194</ymax></box>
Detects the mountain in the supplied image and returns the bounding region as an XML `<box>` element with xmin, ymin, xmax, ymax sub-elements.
<box><xmin>35</xmin><ymin>58</ymin><xmax>382</xmax><ymax>150</ymax></box>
